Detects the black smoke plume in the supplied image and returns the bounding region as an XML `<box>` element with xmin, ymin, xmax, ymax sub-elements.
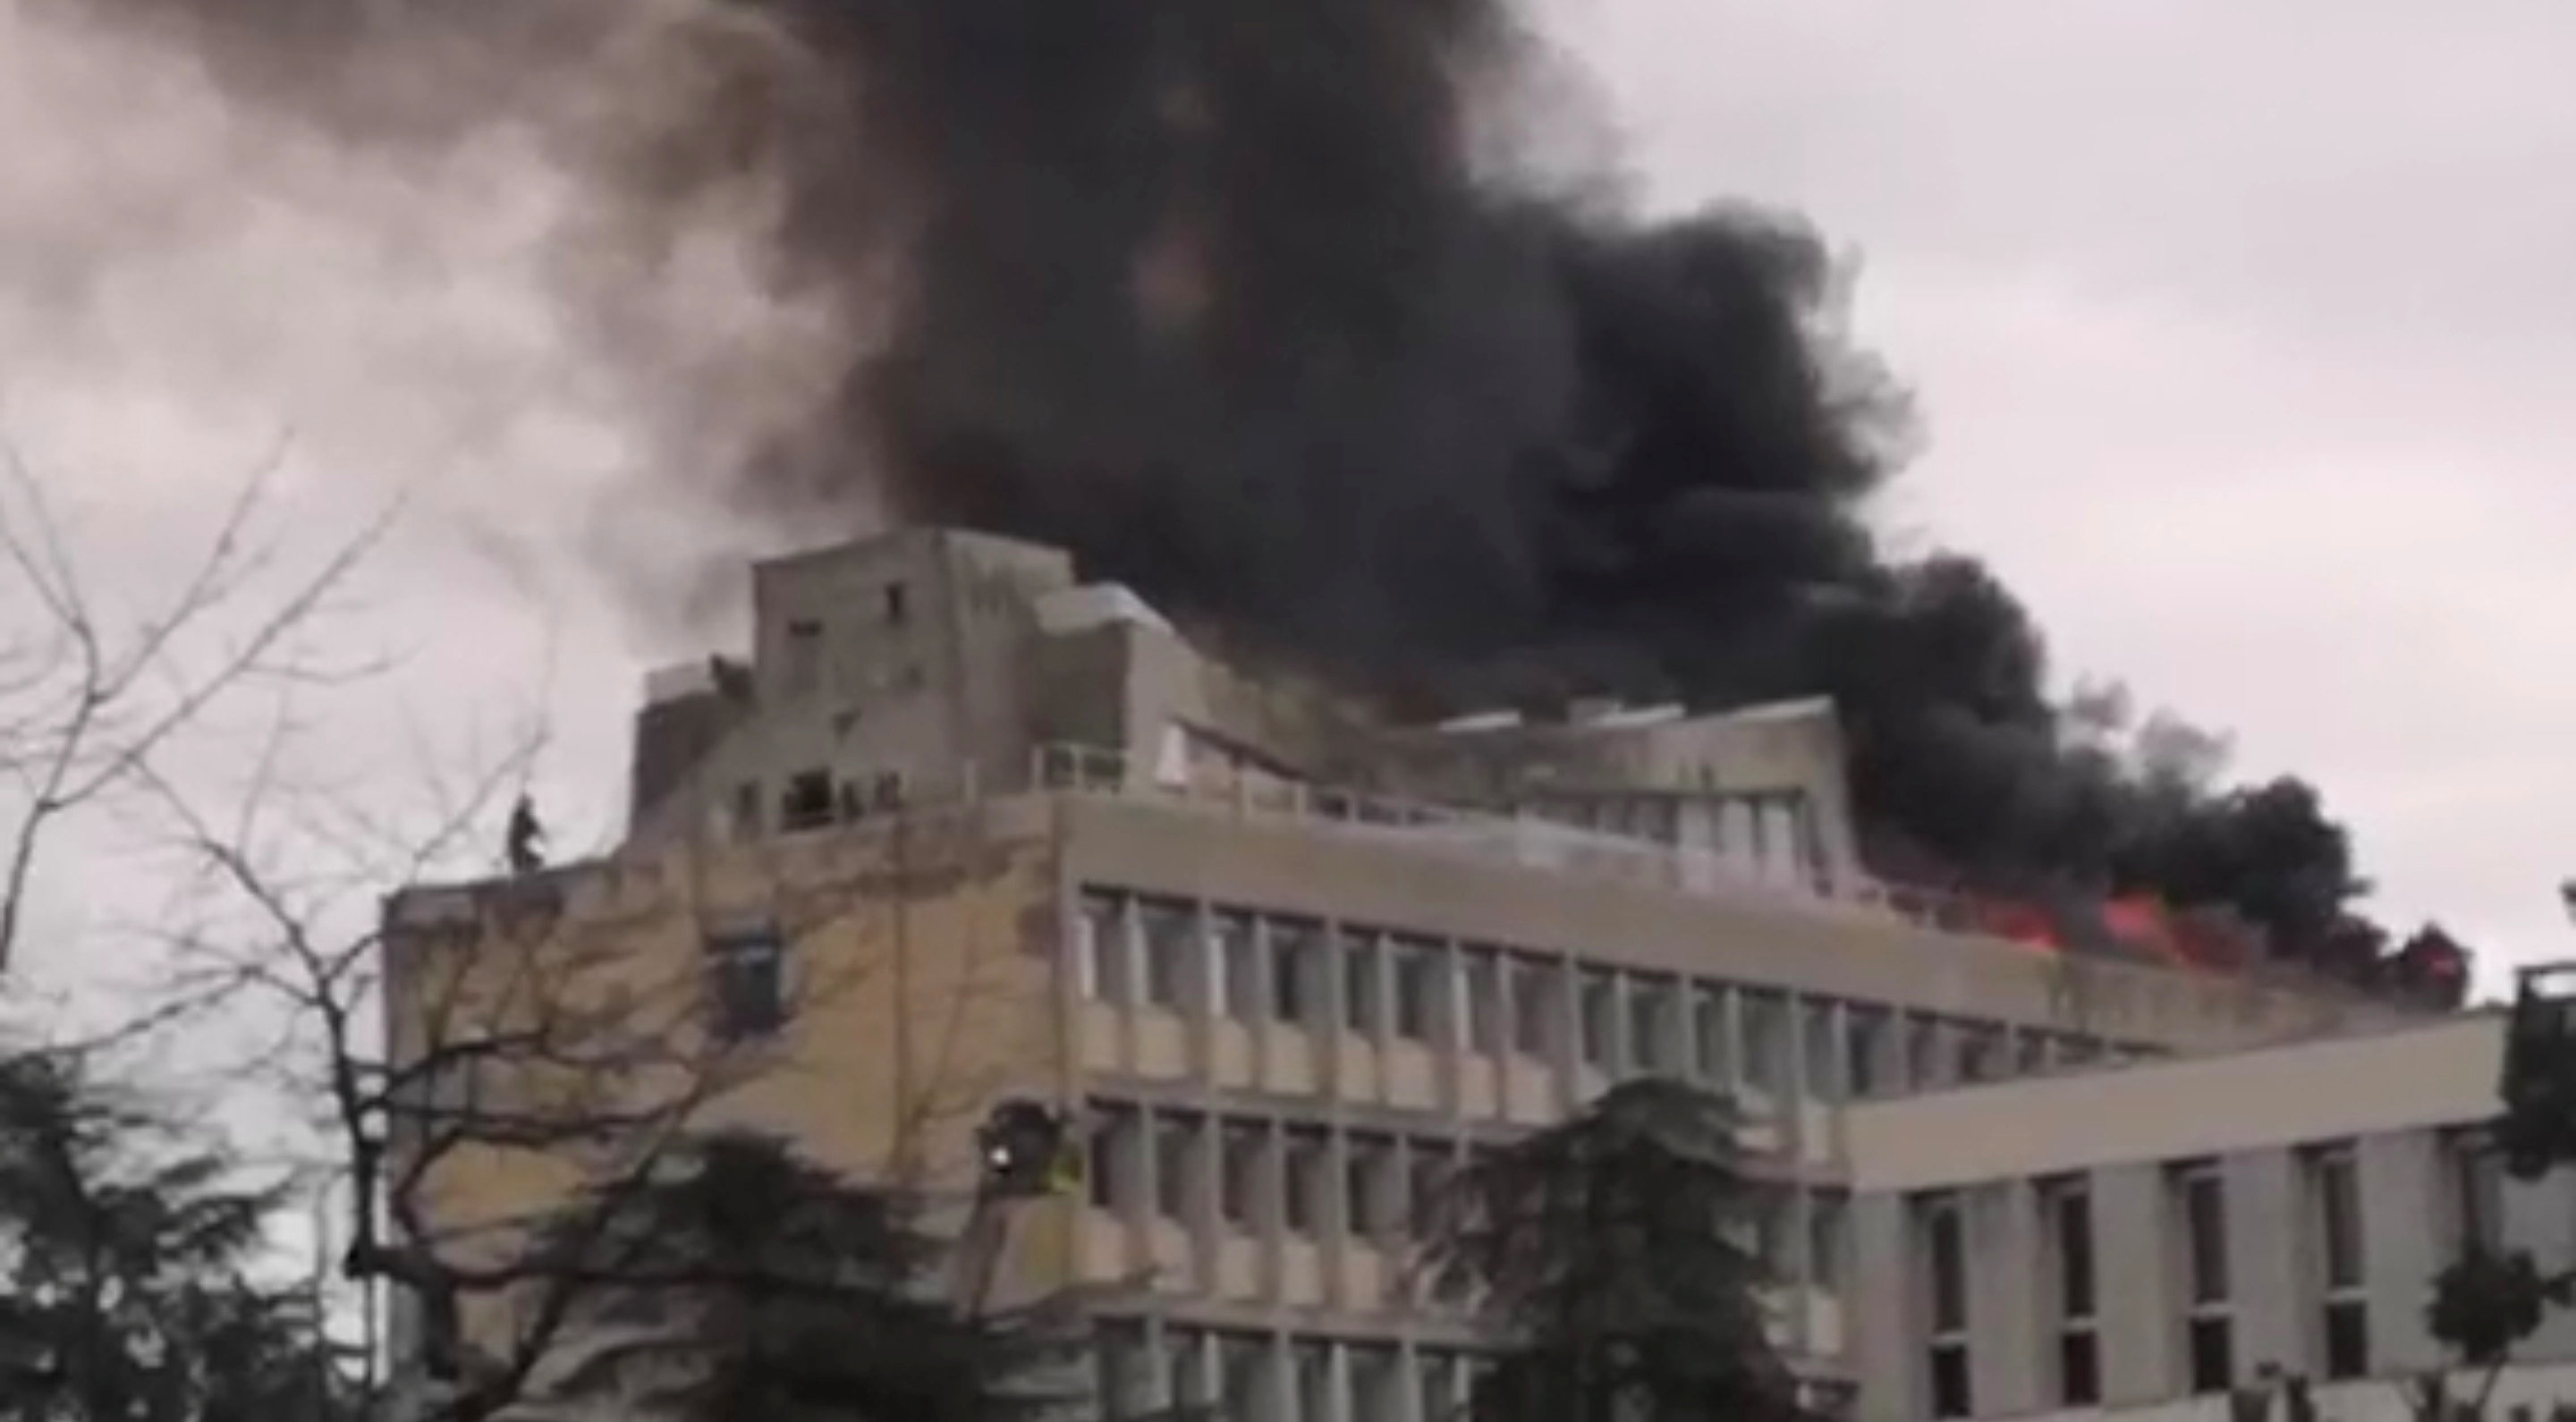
<box><xmin>50</xmin><ymin>0</ymin><xmax>2394</xmax><ymax>972</ymax></box>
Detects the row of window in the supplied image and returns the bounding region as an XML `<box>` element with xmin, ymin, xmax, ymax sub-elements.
<box><xmin>1915</xmin><ymin>1134</ymin><xmax>2501</xmax><ymax>1418</ymax></box>
<box><xmin>1077</xmin><ymin>888</ymin><xmax>2137</xmax><ymax>1100</ymax></box>
<box><xmin>1096</xmin><ymin>1324</ymin><xmax>1485</xmax><ymax>1422</ymax></box>
<box><xmin>1081</xmin><ymin>1100</ymin><xmax>1849</xmax><ymax>1289</ymax></box>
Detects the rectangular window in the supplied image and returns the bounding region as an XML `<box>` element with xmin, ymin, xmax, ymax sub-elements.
<box><xmin>1218</xmin><ymin>1121</ymin><xmax>1263</xmax><ymax>1226</ymax></box>
<box><xmin>1510</xmin><ymin>957</ymin><xmax>1555</xmax><ymax>1057</ymax></box>
<box><xmin>779</xmin><ymin>768</ymin><xmax>834</xmax><ymax>832</ymax></box>
<box><xmin>1292</xmin><ymin>1342</ymin><xmax>1333</xmax><ymax>1422</ymax></box>
<box><xmin>1922</xmin><ymin>1194</ymin><xmax>1967</xmax><ymax>1334</ymax></box>
<box><xmin>1461</xmin><ymin>948</ymin><xmax>1500</xmax><ymax>1054</ymax></box>
<box><xmin>1809</xmin><ymin>1191</ymin><xmax>1849</xmax><ymax>1294</ymax></box>
<box><xmin>2451</xmin><ymin>1131</ymin><xmax>2504</xmax><ymax>1257</ymax></box>
<box><xmin>1845</xmin><ymin>1008</ymin><xmax>1885</xmax><ymax>1097</ymax></box>
<box><xmin>1578</xmin><ymin>970</ymin><xmax>1614</xmax><ymax>1068</ymax></box>
<box><xmin>1345</xmin><ymin>1134</ymin><xmax>1392</xmax><ymax>1237</ymax></box>
<box><xmin>1907</xmin><ymin>1017</ymin><xmax>1943</xmax><ymax>1090</ymax></box>
<box><xmin>1344</xmin><ymin>934</ymin><xmax>1384</xmax><ymax>1035</ymax></box>
<box><xmin>1350</xmin><ymin>1345</ymin><xmax>1401</xmax><ymax>1422</ymax></box>
<box><xmin>1804</xmin><ymin>1001</ymin><xmax>1841</xmax><ymax>1100</ymax></box>
<box><xmin>1741</xmin><ymin>992</ymin><xmax>1786</xmax><ymax>1093</ymax></box>
<box><xmin>882</xmin><ymin>580</ymin><xmax>908</xmax><ymax>625</ymax></box>
<box><xmin>2016</xmin><ymin>1029</ymin><xmax>2049</xmax><ymax>1077</ymax></box>
<box><xmin>1214</xmin><ymin>912</ymin><xmax>1261</xmax><ymax>1020</ymax></box>
<box><xmin>1079</xmin><ymin>891</ymin><xmax>1126</xmax><ymax>1003</ymax></box>
<box><xmin>1165</xmin><ymin>1327</ymin><xmax>1206</xmax><ymax>1413</ymax></box>
<box><xmin>1923</xmin><ymin>1190</ymin><xmax>1974</xmax><ymax>1419</ymax></box>
<box><xmin>2310</xmin><ymin>1145</ymin><xmax>2369</xmax><ymax>1379</ymax></box>
<box><xmin>1152</xmin><ymin>1112</ymin><xmax>1196</xmax><ymax>1222</ymax></box>
<box><xmin>1391</xmin><ymin>942</ymin><xmax>1438</xmax><ymax>1042</ymax></box>
<box><xmin>1418</xmin><ymin>1351</ymin><xmax>1459</xmax><ymax>1422</ymax></box>
<box><xmin>1216</xmin><ymin>1334</ymin><xmax>1267</xmax><ymax>1420</ymax></box>
<box><xmin>1283</xmin><ymin>1130</ymin><xmax>1326</xmax><ymax>1234</ymax></box>
<box><xmin>705</xmin><ymin>926</ymin><xmax>787</xmax><ymax>1042</ymax></box>
<box><xmin>2324</xmin><ymin>1299</ymin><xmax>2369</xmax><ymax>1381</ymax></box>
<box><xmin>1631</xmin><ymin>978</ymin><xmax>1677</xmax><ymax>1075</ymax></box>
<box><xmin>1695</xmin><ymin>988</ymin><xmax>1731</xmax><ymax>1082</ymax></box>
<box><xmin>2188</xmin><ymin>1316</ymin><xmax>2235</xmax><ymax>1395</ymax></box>
<box><xmin>1096</xmin><ymin>1320</ymin><xmax>1148</xmax><ymax>1420</ymax></box>
<box><xmin>1956</xmin><ymin>1027</ymin><xmax>1999</xmax><ymax>1084</ymax></box>
<box><xmin>1270</xmin><ymin>919</ymin><xmax>1318</xmax><ymax>1025</ymax></box>
<box><xmin>1407</xmin><ymin>1144</ymin><xmax>1449</xmax><ymax>1236</ymax></box>
<box><xmin>1138</xmin><ymin>899</ymin><xmax>1192</xmax><ymax>1009</ymax></box>
<box><xmin>2176</xmin><ymin>1163</ymin><xmax>2233</xmax><ymax>1393</ymax></box>
<box><xmin>2043</xmin><ymin>1177</ymin><xmax>2098</xmax><ymax>1407</ymax></box>
<box><xmin>2058</xmin><ymin>1333</ymin><xmax>2101</xmax><ymax>1409</ymax></box>
<box><xmin>1928</xmin><ymin>1343</ymin><xmax>1971</xmax><ymax>1420</ymax></box>
<box><xmin>1087</xmin><ymin>1105</ymin><xmax>1137</xmax><ymax>1212</ymax></box>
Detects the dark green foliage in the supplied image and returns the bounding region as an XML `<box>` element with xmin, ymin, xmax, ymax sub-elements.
<box><xmin>1420</xmin><ymin>1078</ymin><xmax>1809</xmax><ymax>1422</ymax></box>
<box><xmin>2428</xmin><ymin>1250</ymin><xmax>2569</xmax><ymax>1368</ymax></box>
<box><xmin>535</xmin><ymin>1131</ymin><xmax>1087</xmax><ymax>1422</ymax></box>
<box><xmin>0</xmin><ymin>1048</ymin><xmax>347</xmax><ymax>1422</ymax></box>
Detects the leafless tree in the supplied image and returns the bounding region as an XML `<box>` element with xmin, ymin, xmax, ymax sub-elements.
<box><xmin>0</xmin><ymin>431</ymin><xmax>388</xmax><ymax>979</ymax></box>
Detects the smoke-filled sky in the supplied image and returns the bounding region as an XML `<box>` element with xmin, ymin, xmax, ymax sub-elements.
<box><xmin>4</xmin><ymin>0</ymin><xmax>2572</xmax><ymax>1034</ymax></box>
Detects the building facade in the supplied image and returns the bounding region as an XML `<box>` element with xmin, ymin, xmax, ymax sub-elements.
<box><xmin>385</xmin><ymin>530</ymin><xmax>2420</xmax><ymax>1421</ymax></box>
<box><xmin>1848</xmin><ymin>1011</ymin><xmax>2576</xmax><ymax>1422</ymax></box>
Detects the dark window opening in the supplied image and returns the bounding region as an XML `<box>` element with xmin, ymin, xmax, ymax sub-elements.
<box><xmin>1217</xmin><ymin>1123</ymin><xmax>1260</xmax><ymax>1225</ymax></box>
<box><xmin>731</xmin><ymin>781</ymin><xmax>760</xmax><ymax>839</ymax></box>
<box><xmin>1926</xmin><ymin>1199</ymin><xmax>1967</xmax><ymax>1333</ymax></box>
<box><xmin>2181</xmin><ymin>1169</ymin><xmax>2230</xmax><ymax>1304</ymax></box>
<box><xmin>1928</xmin><ymin>1343</ymin><xmax>1972</xmax><ymax>1420</ymax></box>
<box><xmin>2187</xmin><ymin>1315</ymin><xmax>2234</xmax><ymax>1393</ymax></box>
<box><xmin>706</xmin><ymin>927</ymin><xmax>786</xmax><ymax>1042</ymax></box>
<box><xmin>2057</xmin><ymin>1331</ymin><xmax>2101</xmax><ymax>1407</ymax></box>
<box><xmin>1344</xmin><ymin>938</ymin><xmax>1383</xmax><ymax>1035</ymax></box>
<box><xmin>2324</xmin><ymin>1299</ymin><xmax>2369</xmax><ymax>1380</ymax></box>
<box><xmin>1270</xmin><ymin>925</ymin><xmax>1316</xmax><ymax>1024</ymax></box>
<box><xmin>1845</xmin><ymin>1011</ymin><xmax>1882</xmax><ymax>1096</ymax></box>
<box><xmin>2053</xmin><ymin>1183</ymin><xmax>2096</xmax><ymax>1319</ymax></box>
<box><xmin>1512</xmin><ymin>960</ymin><xmax>1555</xmax><ymax>1057</ymax></box>
<box><xmin>1578</xmin><ymin>972</ymin><xmax>1613</xmax><ymax>1068</ymax></box>
<box><xmin>883</xmin><ymin>581</ymin><xmax>909</xmax><ymax>624</ymax></box>
<box><xmin>780</xmin><ymin>770</ymin><xmax>834</xmax><ymax>832</ymax></box>
<box><xmin>1151</xmin><ymin>1114</ymin><xmax>1193</xmax><ymax>1221</ymax></box>
<box><xmin>1392</xmin><ymin>945</ymin><xmax>1437</xmax><ymax>1042</ymax></box>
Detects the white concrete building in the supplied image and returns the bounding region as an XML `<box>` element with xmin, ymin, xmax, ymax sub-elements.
<box><xmin>1848</xmin><ymin>1011</ymin><xmax>2576</xmax><ymax>1422</ymax></box>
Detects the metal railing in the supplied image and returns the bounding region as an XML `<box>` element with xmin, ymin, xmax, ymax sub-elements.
<box><xmin>1030</xmin><ymin>741</ymin><xmax>1923</xmax><ymax>928</ymax></box>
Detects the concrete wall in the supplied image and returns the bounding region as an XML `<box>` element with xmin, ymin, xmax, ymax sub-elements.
<box><xmin>1847</xmin><ymin>1015</ymin><xmax>2502</xmax><ymax>1191</ymax></box>
<box><xmin>382</xmin><ymin>795</ymin><xmax>1076</xmax><ymax>1366</ymax></box>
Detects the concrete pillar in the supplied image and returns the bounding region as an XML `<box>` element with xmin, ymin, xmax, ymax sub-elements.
<box><xmin>1968</xmin><ymin>1179</ymin><xmax>2044</xmax><ymax>1418</ymax></box>
<box><xmin>2359</xmin><ymin>1130</ymin><xmax>2447</xmax><ymax>1373</ymax></box>
<box><xmin>1849</xmin><ymin>1195</ymin><xmax>1916</xmax><ymax>1422</ymax></box>
<box><xmin>2226</xmin><ymin>1147</ymin><xmax>2308</xmax><ymax>1380</ymax></box>
<box><xmin>2094</xmin><ymin>1164</ymin><xmax>2179</xmax><ymax>1404</ymax></box>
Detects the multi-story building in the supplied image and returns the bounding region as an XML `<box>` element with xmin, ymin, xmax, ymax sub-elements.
<box><xmin>1848</xmin><ymin>1007</ymin><xmax>2576</xmax><ymax>1422</ymax></box>
<box><xmin>384</xmin><ymin>529</ymin><xmax>2418</xmax><ymax>1421</ymax></box>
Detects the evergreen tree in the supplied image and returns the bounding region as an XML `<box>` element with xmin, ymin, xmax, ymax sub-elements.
<box><xmin>535</xmin><ymin>1130</ymin><xmax>1087</xmax><ymax>1422</ymax></box>
<box><xmin>0</xmin><ymin>1048</ymin><xmax>346</xmax><ymax>1422</ymax></box>
<box><xmin>1420</xmin><ymin>1078</ymin><xmax>1811</xmax><ymax>1422</ymax></box>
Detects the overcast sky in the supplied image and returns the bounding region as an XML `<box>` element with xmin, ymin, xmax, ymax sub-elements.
<box><xmin>6</xmin><ymin>0</ymin><xmax>2572</xmax><ymax>1032</ymax></box>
